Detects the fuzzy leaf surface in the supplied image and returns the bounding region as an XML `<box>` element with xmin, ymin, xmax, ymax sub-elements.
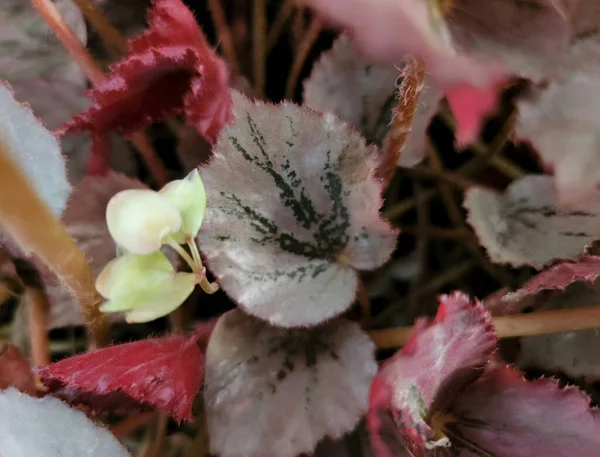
<box><xmin>368</xmin><ymin>292</ymin><xmax>496</xmax><ymax>451</ymax></box>
<box><xmin>0</xmin><ymin>82</ymin><xmax>71</xmax><ymax>218</ymax></box>
<box><xmin>0</xmin><ymin>387</ymin><xmax>130</xmax><ymax>457</ymax></box>
<box><xmin>450</xmin><ymin>365</ymin><xmax>600</xmax><ymax>457</ymax></box>
<box><xmin>204</xmin><ymin>309</ymin><xmax>377</xmax><ymax>457</ymax></box>
<box><xmin>37</xmin><ymin>332</ymin><xmax>205</xmax><ymax>421</ymax></box>
<box><xmin>0</xmin><ymin>344</ymin><xmax>36</xmax><ymax>395</ymax></box>
<box><xmin>60</xmin><ymin>0</ymin><xmax>231</xmax><ymax>174</ymax></box>
<box><xmin>198</xmin><ymin>91</ymin><xmax>397</xmax><ymax>327</ymax></box>
<box><xmin>516</xmin><ymin>75</ymin><xmax>600</xmax><ymax>208</ymax></box>
<box><xmin>464</xmin><ymin>175</ymin><xmax>600</xmax><ymax>268</ymax></box>
<box><xmin>304</xmin><ymin>34</ymin><xmax>398</xmax><ymax>148</ymax></box>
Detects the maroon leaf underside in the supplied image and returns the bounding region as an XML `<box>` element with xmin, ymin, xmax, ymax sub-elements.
<box><xmin>508</xmin><ymin>255</ymin><xmax>600</xmax><ymax>300</ymax></box>
<box><xmin>58</xmin><ymin>0</ymin><xmax>231</xmax><ymax>176</ymax></box>
<box><xmin>0</xmin><ymin>344</ymin><xmax>37</xmax><ymax>396</ymax></box>
<box><xmin>449</xmin><ymin>365</ymin><xmax>600</xmax><ymax>457</ymax></box>
<box><xmin>368</xmin><ymin>292</ymin><xmax>497</xmax><ymax>452</ymax></box>
<box><xmin>37</xmin><ymin>333</ymin><xmax>206</xmax><ymax>421</ymax></box>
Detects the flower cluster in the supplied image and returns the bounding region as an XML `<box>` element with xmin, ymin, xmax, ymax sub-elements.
<box><xmin>96</xmin><ymin>169</ymin><xmax>218</xmax><ymax>323</ymax></box>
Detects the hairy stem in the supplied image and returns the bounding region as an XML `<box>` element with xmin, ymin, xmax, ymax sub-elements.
<box><xmin>377</xmin><ymin>58</ymin><xmax>426</xmax><ymax>187</ymax></box>
<box><xmin>370</xmin><ymin>304</ymin><xmax>600</xmax><ymax>349</ymax></box>
<box><xmin>266</xmin><ymin>1</ymin><xmax>294</xmax><ymax>53</ymax></box>
<box><xmin>30</xmin><ymin>0</ymin><xmax>169</xmax><ymax>186</ymax></box>
<box><xmin>25</xmin><ymin>285</ymin><xmax>51</xmax><ymax>366</ymax></box>
<box><xmin>0</xmin><ymin>141</ymin><xmax>110</xmax><ymax>348</ymax></box>
<box><xmin>71</xmin><ymin>0</ymin><xmax>127</xmax><ymax>56</ymax></box>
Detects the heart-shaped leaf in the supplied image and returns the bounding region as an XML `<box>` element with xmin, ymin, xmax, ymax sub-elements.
<box><xmin>204</xmin><ymin>309</ymin><xmax>377</xmax><ymax>457</ymax></box>
<box><xmin>198</xmin><ymin>91</ymin><xmax>397</xmax><ymax>327</ymax></box>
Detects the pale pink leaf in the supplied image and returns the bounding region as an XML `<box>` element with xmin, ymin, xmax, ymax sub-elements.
<box><xmin>0</xmin><ymin>387</ymin><xmax>131</xmax><ymax>457</ymax></box>
<box><xmin>464</xmin><ymin>174</ymin><xmax>600</xmax><ymax>268</ymax></box>
<box><xmin>198</xmin><ymin>91</ymin><xmax>397</xmax><ymax>327</ymax></box>
<box><xmin>204</xmin><ymin>309</ymin><xmax>377</xmax><ymax>457</ymax></box>
<box><xmin>516</xmin><ymin>75</ymin><xmax>600</xmax><ymax>208</ymax></box>
<box><xmin>450</xmin><ymin>365</ymin><xmax>600</xmax><ymax>457</ymax></box>
<box><xmin>368</xmin><ymin>292</ymin><xmax>496</xmax><ymax>451</ymax></box>
<box><xmin>303</xmin><ymin>34</ymin><xmax>398</xmax><ymax>148</ymax></box>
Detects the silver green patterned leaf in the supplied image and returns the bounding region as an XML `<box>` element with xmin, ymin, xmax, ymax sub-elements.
<box><xmin>0</xmin><ymin>82</ymin><xmax>71</xmax><ymax>217</ymax></box>
<box><xmin>199</xmin><ymin>91</ymin><xmax>397</xmax><ymax>327</ymax></box>
<box><xmin>464</xmin><ymin>175</ymin><xmax>600</xmax><ymax>268</ymax></box>
<box><xmin>303</xmin><ymin>34</ymin><xmax>399</xmax><ymax>148</ymax></box>
<box><xmin>204</xmin><ymin>309</ymin><xmax>377</xmax><ymax>457</ymax></box>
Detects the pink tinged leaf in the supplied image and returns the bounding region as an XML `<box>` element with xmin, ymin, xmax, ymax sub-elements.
<box><xmin>198</xmin><ymin>91</ymin><xmax>397</xmax><ymax>327</ymax></box>
<box><xmin>0</xmin><ymin>388</ymin><xmax>131</xmax><ymax>457</ymax></box>
<box><xmin>368</xmin><ymin>292</ymin><xmax>497</xmax><ymax>450</ymax></box>
<box><xmin>0</xmin><ymin>344</ymin><xmax>37</xmax><ymax>395</ymax></box>
<box><xmin>447</xmin><ymin>0</ymin><xmax>571</xmax><ymax>82</ymax></box>
<box><xmin>508</xmin><ymin>255</ymin><xmax>600</xmax><ymax>300</ymax></box>
<box><xmin>203</xmin><ymin>309</ymin><xmax>378</xmax><ymax>457</ymax></box>
<box><xmin>0</xmin><ymin>82</ymin><xmax>71</xmax><ymax>218</ymax></box>
<box><xmin>303</xmin><ymin>34</ymin><xmax>399</xmax><ymax>148</ymax></box>
<box><xmin>514</xmin><ymin>281</ymin><xmax>600</xmax><ymax>379</ymax></box>
<box><xmin>516</xmin><ymin>75</ymin><xmax>600</xmax><ymax>209</ymax></box>
<box><xmin>451</xmin><ymin>365</ymin><xmax>600</xmax><ymax>457</ymax></box>
<box><xmin>464</xmin><ymin>174</ymin><xmax>600</xmax><ymax>269</ymax></box>
<box><xmin>445</xmin><ymin>79</ymin><xmax>504</xmax><ymax>147</ymax></box>
<box><xmin>59</xmin><ymin>0</ymin><xmax>231</xmax><ymax>174</ymax></box>
<box><xmin>37</xmin><ymin>332</ymin><xmax>206</xmax><ymax>421</ymax></box>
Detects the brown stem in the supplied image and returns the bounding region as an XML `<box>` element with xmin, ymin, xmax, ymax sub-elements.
<box><xmin>111</xmin><ymin>412</ymin><xmax>159</xmax><ymax>438</ymax></box>
<box><xmin>0</xmin><ymin>142</ymin><xmax>110</xmax><ymax>348</ymax></box>
<box><xmin>208</xmin><ymin>0</ymin><xmax>241</xmax><ymax>74</ymax></box>
<box><xmin>30</xmin><ymin>0</ymin><xmax>169</xmax><ymax>186</ymax></box>
<box><xmin>24</xmin><ymin>286</ymin><xmax>51</xmax><ymax>366</ymax></box>
<box><xmin>377</xmin><ymin>58</ymin><xmax>426</xmax><ymax>187</ymax></box>
<box><xmin>252</xmin><ymin>0</ymin><xmax>267</xmax><ymax>97</ymax></box>
<box><xmin>266</xmin><ymin>1</ymin><xmax>294</xmax><ymax>53</ymax></box>
<box><xmin>356</xmin><ymin>279</ymin><xmax>371</xmax><ymax>329</ymax></box>
<box><xmin>70</xmin><ymin>0</ymin><xmax>127</xmax><ymax>56</ymax></box>
<box><xmin>284</xmin><ymin>16</ymin><xmax>322</xmax><ymax>100</ymax></box>
<box><xmin>370</xmin><ymin>304</ymin><xmax>600</xmax><ymax>349</ymax></box>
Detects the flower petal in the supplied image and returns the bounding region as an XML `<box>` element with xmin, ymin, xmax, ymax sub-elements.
<box><xmin>159</xmin><ymin>168</ymin><xmax>207</xmax><ymax>241</ymax></box>
<box><xmin>124</xmin><ymin>272</ymin><xmax>197</xmax><ymax>323</ymax></box>
<box><xmin>96</xmin><ymin>251</ymin><xmax>174</xmax><ymax>300</ymax></box>
<box><xmin>106</xmin><ymin>189</ymin><xmax>182</xmax><ymax>254</ymax></box>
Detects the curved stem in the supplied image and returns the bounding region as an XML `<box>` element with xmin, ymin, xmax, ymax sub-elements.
<box><xmin>188</xmin><ymin>239</ymin><xmax>219</xmax><ymax>294</ymax></box>
<box><xmin>369</xmin><ymin>304</ymin><xmax>600</xmax><ymax>349</ymax></box>
<box><xmin>167</xmin><ymin>240</ymin><xmax>198</xmax><ymax>273</ymax></box>
<box><xmin>284</xmin><ymin>16</ymin><xmax>322</xmax><ymax>100</ymax></box>
<box><xmin>0</xmin><ymin>141</ymin><xmax>110</xmax><ymax>348</ymax></box>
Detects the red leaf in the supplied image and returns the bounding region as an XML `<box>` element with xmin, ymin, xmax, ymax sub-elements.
<box><xmin>450</xmin><ymin>365</ymin><xmax>600</xmax><ymax>457</ymax></box>
<box><xmin>0</xmin><ymin>344</ymin><xmax>37</xmax><ymax>395</ymax></box>
<box><xmin>37</xmin><ymin>331</ymin><xmax>207</xmax><ymax>421</ymax></box>
<box><xmin>58</xmin><ymin>0</ymin><xmax>231</xmax><ymax>175</ymax></box>
<box><xmin>508</xmin><ymin>255</ymin><xmax>600</xmax><ymax>301</ymax></box>
<box><xmin>368</xmin><ymin>292</ymin><xmax>496</xmax><ymax>454</ymax></box>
